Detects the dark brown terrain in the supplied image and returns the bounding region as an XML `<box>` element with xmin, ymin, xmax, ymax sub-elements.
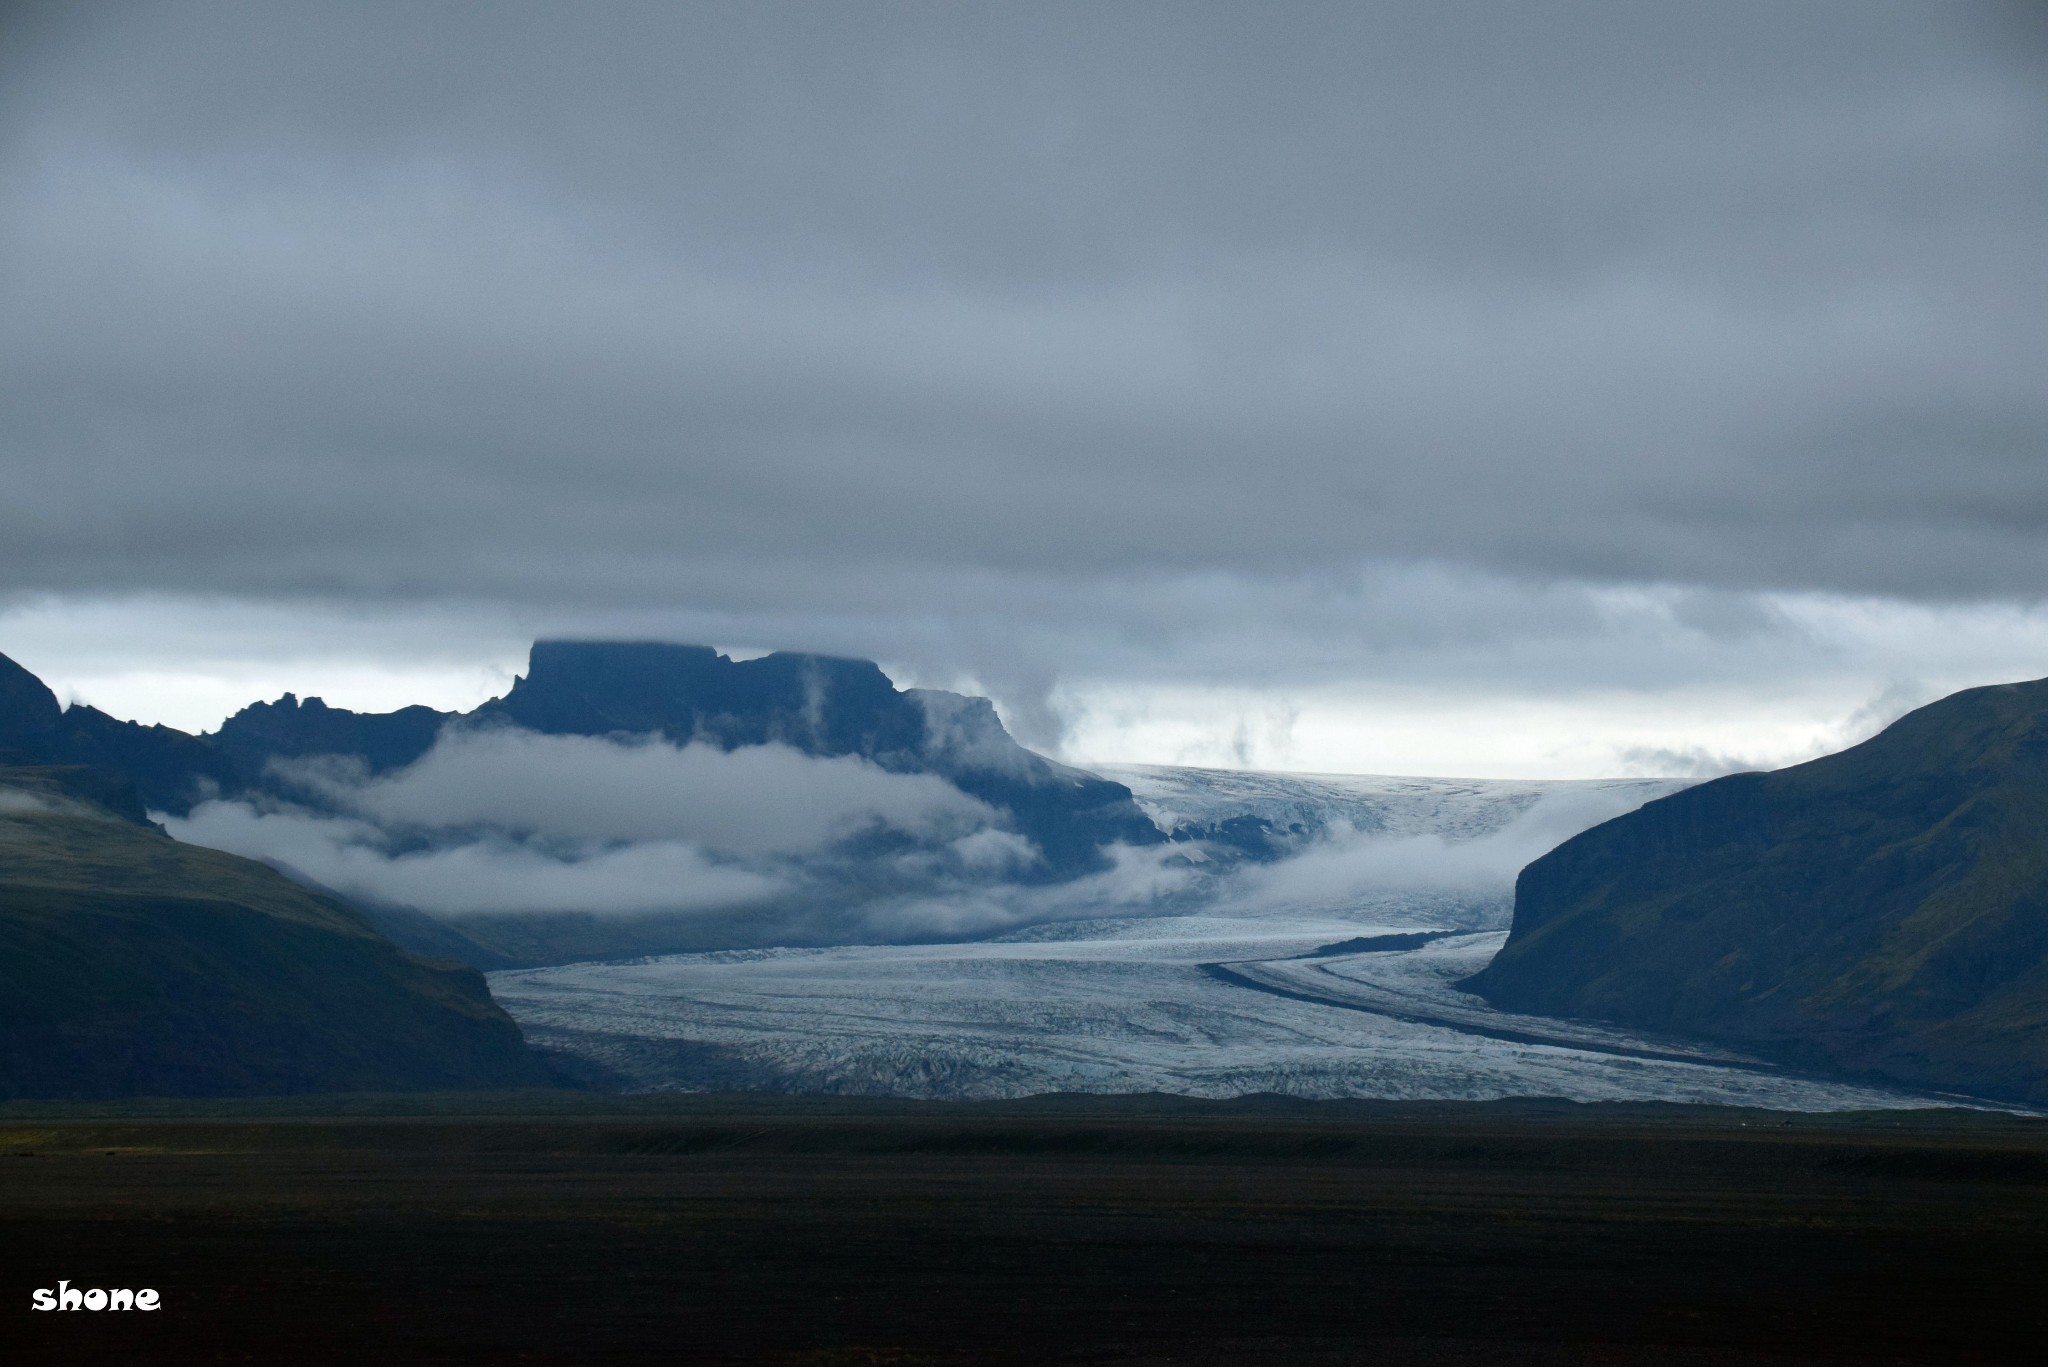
<box><xmin>4</xmin><ymin>1094</ymin><xmax>2046</xmax><ymax>1365</ymax></box>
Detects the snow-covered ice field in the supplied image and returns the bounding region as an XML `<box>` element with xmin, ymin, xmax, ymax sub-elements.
<box><xmin>489</xmin><ymin>769</ymin><xmax>1971</xmax><ymax>1111</ymax></box>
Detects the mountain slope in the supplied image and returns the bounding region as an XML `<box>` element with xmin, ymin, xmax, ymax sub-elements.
<box><xmin>1464</xmin><ymin>677</ymin><xmax>2048</xmax><ymax>1103</ymax></box>
<box><xmin>0</xmin><ymin>765</ymin><xmax>553</xmax><ymax>1098</ymax></box>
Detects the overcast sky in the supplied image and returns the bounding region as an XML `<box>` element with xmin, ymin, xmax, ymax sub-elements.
<box><xmin>4</xmin><ymin>1</ymin><xmax>2047</xmax><ymax>776</ymax></box>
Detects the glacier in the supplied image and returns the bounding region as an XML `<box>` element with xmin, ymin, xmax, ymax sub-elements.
<box><xmin>490</xmin><ymin>767</ymin><xmax>1982</xmax><ymax>1111</ymax></box>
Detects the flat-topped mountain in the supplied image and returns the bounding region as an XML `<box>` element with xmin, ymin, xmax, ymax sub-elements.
<box><xmin>1466</xmin><ymin>676</ymin><xmax>2048</xmax><ymax>1104</ymax></box>
<box><xmin>218</xmin><ymin>640</ymin><xmax>1163</xmax><ymax>878</ymax></box>
<box><xmin>480</xmin><ymin>641</ymin><xmax>925</xmax><ymax>755</ymax></box>
<box><xmin>0</xmin><ymin>764</ymin><xmax>552</xmax><ymax>1098</ymax></box>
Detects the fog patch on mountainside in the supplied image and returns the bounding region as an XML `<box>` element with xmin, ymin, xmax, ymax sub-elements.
<box><xmin>162</xmin><ymin>735</ymin><xmax>1679</xmax><ymax>950</ymax></box>
<box><xmin>1210</xmin><ymin>784</ymin><xmax>1681</xmax><ymax>927</ymax></box>
<box><xmin>165</xmin><ymin>727</ymin><xmax>1032</xmax><ymax>926</ymax></box>
<box><xmin>167</xmin><ymin>799</ymin><xmax>786</xmax><ymax>917</ymax></box>
<box><xmin>275</xmin><ymin>727</ymin><xmax>998</xmax><ymax>858</ymax></box>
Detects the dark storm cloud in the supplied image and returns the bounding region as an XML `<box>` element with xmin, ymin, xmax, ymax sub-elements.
<box><xmin>4</xmin><ymin>1</ymin><xmax>2047</xmax><ymax>710</ymax></box>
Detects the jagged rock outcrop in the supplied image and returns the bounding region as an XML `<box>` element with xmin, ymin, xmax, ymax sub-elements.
<box><xmin>0</xmin><ymin>650</ymin><xmax>240</xmax><ymax>812</ymax></box>
<box><xmin>215</xmin><ymin>693</ymin><xmax>454</xmax><ymax>776</ymax></box>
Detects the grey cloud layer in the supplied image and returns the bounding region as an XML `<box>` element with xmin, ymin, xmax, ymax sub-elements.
<box><xmin>4</xmin><ymin>2</ymin><xmax>2047</xmax><ymax>716</ymax></box>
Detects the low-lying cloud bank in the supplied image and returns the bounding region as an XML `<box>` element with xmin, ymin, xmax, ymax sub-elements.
<box><xmin>167</xmin><ymin>727</ymin><xmax>1027</xmax><ymax>924</ymax></box>
<box><xmin>1212</xmin><ymin>785</ymin><xmax>1672</xmax><ymax>925</ymax></box>
<box><xmin>163</xmin><ymin>724</ymin><xmax>1667</xmax><ymax>951</ymax></box>
<box><xmin>170</xmin><ymin>800</ymin><xmax>785</xmax><ymax>917</ymax></box>
<box><xmin>276</xmin><ymin>727</ymin><xmax>997</xmax><ymax>858</ymax></box>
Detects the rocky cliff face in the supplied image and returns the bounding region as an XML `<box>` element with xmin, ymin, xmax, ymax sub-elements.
<box><xmin>1465</xmin><ymin>677</ymin><xmax>2048</xmax><ymax>1104</ymax></box>
<box><xmin>0</xmin><ymin>650</ymin><xmax>61</xmax><ymax>752</ymax></box>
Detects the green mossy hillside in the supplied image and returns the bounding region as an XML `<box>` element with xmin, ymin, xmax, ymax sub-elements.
<box><xmin>0</xmin><ymin>766</ymin><xmax>554</xmax><ymax>1098</ymax></box>
<box><xmin>1466</xmin><ymin>678</ymin><xmax>2048</xmax><ymax>1103</ymax></box>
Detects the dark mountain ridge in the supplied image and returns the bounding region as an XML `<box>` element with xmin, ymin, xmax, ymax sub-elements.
<box><xmin>1466</xmin><ymin>676</ymin><xmax>2048</xmax><ymax>1104</ymax></box>
<box><xmin>4</xmin><ymin>642</ymin><xmax>1165</xmax><ymax>874</ymax></box>
<box><xmin>480</xmin><ymin>641</ymin><xmax>925</xmax><ymax>755</ymax></box>
<box><xmin>0</xmin><ymin>652</ymin><xmax>237</xmax><ymax>812</ymax></box>
<box><xmin>215</xmin><ymin>693</ymin><xmax>454</xmax><ymax>777</ymax></box>
<box><xmin>4</xmin><ymin>642</ymin><xmax>1169</xmax><ymax>971</ymax></box>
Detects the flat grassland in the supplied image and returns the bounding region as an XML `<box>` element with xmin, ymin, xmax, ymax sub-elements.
<box><xmin>3</xmin><ymin>1094</ymin><xmax>2045</xmax><ymax>1365</ymax></box>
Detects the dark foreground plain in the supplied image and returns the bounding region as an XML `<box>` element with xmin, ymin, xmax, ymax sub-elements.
<box><xmin>4</xmin><ymin>1094</ymin><xmax>2047</xmax><ymax>1365</ymax></box>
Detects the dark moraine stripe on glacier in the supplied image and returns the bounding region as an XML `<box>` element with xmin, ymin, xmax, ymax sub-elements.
<box><xmin>1299</xmin><ymin>931</ymin><xmax>1459</xmax><ymax>958</ymax></box>
<box><xmin>1196</xmin><ymin>961</ymin><xmax>1797</xmax><ymax>1072</ymax></box>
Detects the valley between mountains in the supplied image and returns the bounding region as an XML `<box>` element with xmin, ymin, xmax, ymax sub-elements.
<box><xmin>488</xmin><ymin>764</ymin><xmax>1967</xmax><ymax>1110</ymax></box>
<box><xmin>10</xmin><ymin>638</ymin><xmax>2048</xmax><ymax>1110</ymax></box>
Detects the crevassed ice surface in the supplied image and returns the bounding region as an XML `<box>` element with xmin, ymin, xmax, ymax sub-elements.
<box><xmin>490</xmin><ymin>769</ymin><xmax>1972</xmax><ymax>1111</ymax></box>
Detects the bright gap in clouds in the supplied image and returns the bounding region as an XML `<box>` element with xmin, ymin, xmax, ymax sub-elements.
<box><xmin>0</xmin><ymin>596</ymin><xmax>533</xmax><ymax>730</ymax></box>
<box><xmin>9</xmin><ymin>588</ymin><xmax>2048</xmax><ymax>780</ymax></box>
<box><xmin>1054</xmin><ymin>683</ymin><xmax>1862</xmax><ymax>781</ymax></box>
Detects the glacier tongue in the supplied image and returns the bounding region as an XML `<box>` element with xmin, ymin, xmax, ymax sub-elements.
<box><xmin>486</xmin><ymin>765</ymin><xmax>1974</xmax><ymax>1111</ymax></box>
<box><xmin>492</xmin><ymin>919</ymin><xmax>1944</xmax><ymax>1109</ymax></box>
